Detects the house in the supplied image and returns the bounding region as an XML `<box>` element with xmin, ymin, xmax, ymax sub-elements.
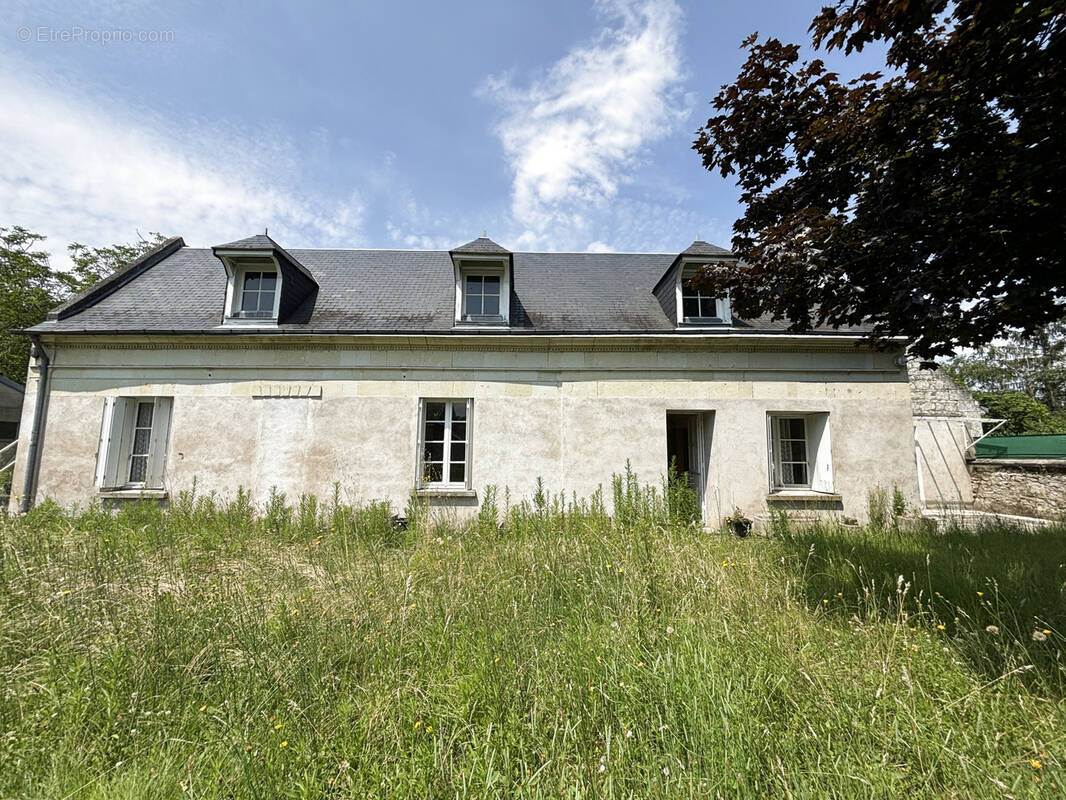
<box><xmin>7</xmin><ymin>234</ymin><xmax>921</xmax><ymax>522</ymax></box>
<box><xmin>0</xmin><ymin>375</ymin><xmax>23</xmax><ymax>450</ymax></box>
<box><xmin>0</xmin><ymin>376</ymin><xmax>24</xmax><ymax>495</ymax></box>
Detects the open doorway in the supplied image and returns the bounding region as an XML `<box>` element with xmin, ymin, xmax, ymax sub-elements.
<box><xmin>666</xmin><ymin>412</ymin><xmax>707</xmax><ymax>520</ymax></box>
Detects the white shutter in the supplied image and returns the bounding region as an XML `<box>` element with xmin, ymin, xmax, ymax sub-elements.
<box><xmin>809</xmin><ymin>413</ymin><xmax>835</xmax><ymax>493</ymax></box>
<box><xmin>766</xmin><ymin>416</ymin><xmax>777</xmax><ymax>490</ymax></box>
<box><xmin>95</xmin><ymin>397</ymin><xmax>131</xmax><ymax>489</ymax></box>
<box><xmin>145</xmin><ymin>397</ymin><xmax>173</xmax><ymax>489</ymax></box>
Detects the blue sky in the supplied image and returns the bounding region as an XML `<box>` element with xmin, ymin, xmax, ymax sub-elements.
<box><xmin>2</xmin><ymin>0</ymin><xmax>884</xmax><ymax>262</ymax></box>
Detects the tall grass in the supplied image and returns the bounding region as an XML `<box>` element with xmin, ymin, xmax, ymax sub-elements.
<box><xmin>1</xmin><ymin>480</ymin><xmax>1063</xmax><ymax>798</ymax></box>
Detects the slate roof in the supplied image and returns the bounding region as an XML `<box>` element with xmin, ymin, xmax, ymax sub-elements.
<box><xmin>214</xmin><ymin>234</ymin><xmax>278</xmax><ymax>250</ymax></box>
<box><xmin>679</xmin><ymin>240</ymin><xmax>733</xmax><ymax>258</ymax></box>
<box><xmin>28</xmin><ymin>241</ymin><xmax>869</xmax><ymax>336</ymax></box>
<box><xmin>451</xmin><ymin>236</ymin><xmax>510</xmax><ymax>255</ymax></box>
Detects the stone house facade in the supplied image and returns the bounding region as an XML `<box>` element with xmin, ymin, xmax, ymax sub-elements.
<box><xmin>8</xmin><ymin>234</ymin><xmax>921</xmax><ymax>522</ymax></box>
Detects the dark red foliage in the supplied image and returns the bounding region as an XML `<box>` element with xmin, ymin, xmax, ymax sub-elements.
<box><xmin>693</xmin><ymin>1</ymin><xmax>1066</xmax><ymax>358</ymax></box>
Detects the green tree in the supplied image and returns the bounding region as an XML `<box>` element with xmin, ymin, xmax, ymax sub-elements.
<box><xmin>692</xmin><ymin>1</ymin><xmax>1065</xmax><ymax>359</ymax></box>
<box><xmin>0</xmin><ymin>227</ymin><xmax>71</xmax><ymax>383</ymax></box>
<box><xmin>945</xmin><ymin>322</ymin><xmax>1066</xmax><ymax>411</ymax></box>
<box><xmin>972</xmin><ymin>391</ymin><xmax>1065</xmax><ymax>436</ymax></box>
<box><xmin>67</xmin><ymin>232</ymin><xmax>167</xmax><ymax>293</ymax></box>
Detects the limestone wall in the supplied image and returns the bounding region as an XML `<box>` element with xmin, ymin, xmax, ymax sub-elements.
<box><xmin>970</xmin><ymin>459</ymin><xmax>1066</xmax><ymax>519</ymax></box>
<box><xmin>8</xmin><ymin>334</ymin><xmax>920</xmax><ymax>523</ymax></box>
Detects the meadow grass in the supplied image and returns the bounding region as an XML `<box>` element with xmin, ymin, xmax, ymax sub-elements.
<box><xmin>1</xmin><ymin>479</ymin><xmax>1064</xmax><ymax>799</ymax></box>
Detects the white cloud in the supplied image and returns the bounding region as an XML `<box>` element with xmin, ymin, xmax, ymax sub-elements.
<box><xmin>0</xmin><ymin>59</ymin><xmax>364</xmax><ymax>265</ymax></box>
<box><xmin>586</xmin><ymin>240</ymin><xmax>613</xmax><ymax>252</ymax></box>
<box><xmin>481</xmin><ymin>0</ymin><xmax>687</xmax><ymax>248</ymax></box>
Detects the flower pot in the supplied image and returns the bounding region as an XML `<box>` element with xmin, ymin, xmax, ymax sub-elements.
<box><xmin>729</xmin><ymin>519</ymin><xmax>752</xmax><ymax>538</ymax></box>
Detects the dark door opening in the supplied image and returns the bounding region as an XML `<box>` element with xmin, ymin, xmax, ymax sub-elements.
<box><xmin>666</xmin><ymin>413</ymin><xmax>704</xmax><ymax>520</ymax></box>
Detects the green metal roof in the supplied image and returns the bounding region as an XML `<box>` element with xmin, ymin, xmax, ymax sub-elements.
<box><xmin>975</xmin><ymin>434</ymin><xmax>1066</xmax><ymax>459</ymax></box>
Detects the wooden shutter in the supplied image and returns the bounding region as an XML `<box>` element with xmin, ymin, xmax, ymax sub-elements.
<box><xmin>145</xmin><ymin>397</ymin><xmax>173</xmax><ymax>489</ymax></box>
<box><xmin>809</xmin><ymin>414</ymin><xmax>834</xmax><ymax>493</ymax></box>
<box><xmin>95</xmin><ymin>397</ymin><xmax>131</xmax><ymax>489</ymax></box>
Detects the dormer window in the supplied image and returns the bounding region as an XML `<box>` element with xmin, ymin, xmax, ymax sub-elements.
<box><xmin>677</xmin><ymin>265</ymin><xmax>731</xmax><ymax>325</ymax></box>
<box><xmin>212</xmin><ymin>234</ymin><xmax>319</xmax><ymax>328</ymax></box>
<box><xmin>234</xmin><ymin>262</ymin><xmax>280</xmax><ymax>320</ymax></box>
<box><xmin>463</xmin><ymin>274</ymin><xmax>502</xmax><ymax>319</ymax></box>
<box><xmin>450</xmin><ymin>236</ymin><xmax>512</xmax><ymax>327</ymax></box>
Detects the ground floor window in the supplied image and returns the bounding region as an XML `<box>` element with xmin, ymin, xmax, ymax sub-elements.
<box><xmin>95</xmin><ymin>396</ymin><xmax>173</xmax><ymax>490</ymax></box>
<box><xmin>418</xmin><ymin>399</ymin><xmax>472</xmax><ymax>489</ymax></box>
<box><xmin>768</xmin><ymin>412</ymin><xmax>833</xmax><ymax>493</ymax></box>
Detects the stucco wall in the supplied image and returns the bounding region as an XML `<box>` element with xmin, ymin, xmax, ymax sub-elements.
<box><xmin>970</xmin><ymin>459</ymin><xmax>1066</xmax><ymax>519</ymax></box>
<box><xmin>9</xmin><ymin>335</ymin><xmax>919</xmax><ymax>523</ymax></box>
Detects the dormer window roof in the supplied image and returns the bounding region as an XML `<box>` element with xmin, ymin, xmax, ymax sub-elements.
<box><xmin>652</xmin><ymin>239</ymin><xmax>735</xmax><ymax>328</ymax></box>
<box><xmin>212</xmin><ymin>233</ymin><xmax>318</xmax><ymax>326</ymax></box>
<box><xmin>450</xmin><ymin>236</ymin><xmax>511</xmax><ymax>327</ymax></box>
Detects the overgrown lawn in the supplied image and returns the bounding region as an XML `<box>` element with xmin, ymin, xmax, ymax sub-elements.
<box><xmin>1</xmin><ymin>484</ymin><xmax>1064</xmax><ymax>798</ymax></box>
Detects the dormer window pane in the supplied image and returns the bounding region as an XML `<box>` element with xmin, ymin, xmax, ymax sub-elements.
<box><xmin>240</xmin><ymin>271</ymin><xmax>277</xmax><ymax>317</ymax></box>
<box><xmin>464</xmin><ymin>274</ymin><xmax>502</xmax><ymax>319</ymax></box>
<box><xmin>681</xmin><ymin>278</ymin><xmax>721</xmax><ymax>321</ymax></box>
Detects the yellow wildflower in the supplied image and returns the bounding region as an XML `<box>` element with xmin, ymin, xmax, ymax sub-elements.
<box><xmin>1029</xmin><ymin>759</ymin><xmax>1042</xmax><ymax>770</ymax></box>
<box><xmin>199</xmin><ymin>705</ymin><xmax>207</xmax><ymax>712</ymax></box>
<box><xmin>280</xmin><ymin>741</ymin><xmax>288</xmax><ymax>748</ymax></box>
<box><xmin>937</xmin><ymin>624</ymin><xmax>946</xmax><ymax>631</ymax></box>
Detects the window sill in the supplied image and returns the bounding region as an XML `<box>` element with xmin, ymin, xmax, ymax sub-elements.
<box><xmin>98</xmin><ymin>488</ymin><xmax>168</xmax><ymax>500</ymax></box>
<box><xmin>416</xmin><ymin>488</ymin><xmax>477</xmax><ymax>499</ymax></box>
<box><xmin>221</xmin><ymin>317</ymin><xmax>279</xmax><ymax>327</ymax></box>
<box><xmin>766</xmin><ymin>491</ymin><xmax>842</xmax><ymax>503</ymax></box>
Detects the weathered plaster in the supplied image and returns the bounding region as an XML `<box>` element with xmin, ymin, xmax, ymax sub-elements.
<box><xmin>8</xmin><ymin>335</ymin><xmax>919</xmax><ymax>522</ymax></box>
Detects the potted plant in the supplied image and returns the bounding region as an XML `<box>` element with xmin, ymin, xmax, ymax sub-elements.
<box><xmin>724</xmin><ymin>507</ymin><xmax>753</xmax><ymax>538</ymax></box>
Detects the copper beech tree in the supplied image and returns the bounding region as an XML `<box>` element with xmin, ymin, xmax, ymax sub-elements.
<box><xmin>692</xmin><ymin>0</ymin><xmax>1065</xmax><ymax>358</ymax></box>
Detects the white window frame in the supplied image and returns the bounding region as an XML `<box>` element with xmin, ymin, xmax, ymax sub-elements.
<box><xmin>417</xmin><ymin>398</ymin><xmax>473</xmax><ymax>491</ymax></box>
<box><xmin>453</xmin><ymin>256</ymin><xmax>509</xmax><ymax>325</ymax></box>
<box><xmin>95</xmin><ymin>396</ymin><xmax>174</xmax><ymax>491</ymax></box>
<box><xmin>676</xmin><ymin>262</ymin><xmax>732</xmax><ymax>325</ymax></box>
<box><xmin>217</xmin><ymin>251</ymin><xmax>283</xmax><ymax>325</ymax></box>
<box><xmin>767</xmin><ymin>412</ymin><xmax>834</xmax><ymax>494</ymax></box>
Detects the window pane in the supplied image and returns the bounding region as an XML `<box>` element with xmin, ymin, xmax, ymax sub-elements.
<box><xmin>785</xmin><ymin>418</ymin><xmax>805</xmax><ymax>438</ymax></box>
<box><xmin>449</xmin><ymin>463</ymin><xmax>466</xmax><ymax>483</ymax></box>
<box><xmin>253</xmin><ymin>291</ymin><xmax>272</xmax><ymax>313</ymax></box>
<box><xmin>451</xmin><ymin>401</ymin><xmax>467</xmax><ymax>421</ymax></box>
<box><xmin>700</xmin><ymin>297</ymin><xmax>717</xmax><ymax>317</ymax></box>
<box><xmin>424</xmin><ymin>422</ymin><xmax>445</xmax><ymax>443</ymax></box>
<box><xmin>424</xmin><ymin>442</ymin><xmax>444</xmax><ymax>462</ymax></box>
<box><xmin>785</xmin><ymin>463</ymin><xmax>808</xmax><ymax>485</ymax></box>
<box><xmin>241</xmin><ymin>291</ymin><xmax>258</xmax><ymax>312</ymax></box>
<box><xmin>483</xmin><ymin>276</ymin><xmax>500</xmax><ymax>294</ymax></box>
<box><xmin>243</xmin><ymin>272</ymin><xmax>261</xmax><ymax>291</ymax></box>
<box><xmin>260</xmin><ymin>273</ymin><xmax>277</xmax><ymax>290</ymax></box>
<box><xmin>426</xmin><ymin>402</ymin><xmax>445</xmax><ymax>421</ymax></box>
<box><xmin>424</xmin><ymin>463</ymin><xmax>443</xmax><ymax>483</ymax></box>
<box><xmin>136</xmin><ymin>402</ymin><xmax>154</xmax><ymax>427</ymax></box>
<box><xmin>129</xmin><ymin>455</ymin><xmax>147</xmax><ymax>483</ymax></box>
<box><xmin>482</xmin><ymin>295</ymin><xmax>500</xmax><ymax>315</ymax></box>
<box><xmin>450</xmin><ymin>442</ymin><xmax>466</xmax><ymax>462</ymax></box>
<box><xmin>450</xmin><ymin>422</ymin><xmax>466</xmax><ymax>443</ymax></box>
<box><xmin>133</xmin><ymin>429</ymin><xmax>151</xmax><ymax>456</ymax></box>
<box><xmin>783</xmin><ymin>441</ymin><xmax>807</xmax><ymax>462</ymax></box>
<box><xmin>466</xmin><ymin>295</ymin><xmax>483</xmax><ymax>315</ymax></box>
<box><xmin>682</xmin><ymin>297</ymin><xmax>699</xmax><ymax>318</ymax></box>
<box><xmin>466</xmin><ymin>275</ymin><xmax>483</xmax><ymax>293</ymax></box>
